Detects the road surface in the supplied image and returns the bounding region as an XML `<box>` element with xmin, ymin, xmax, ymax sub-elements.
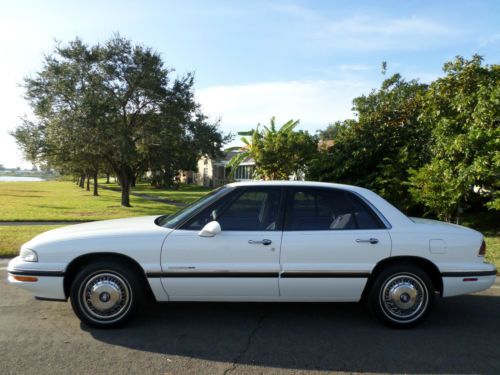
<box><xmin>1</xmin><ymin>262</ymin><xmax>499</xmax><ymax>374</ymax></box>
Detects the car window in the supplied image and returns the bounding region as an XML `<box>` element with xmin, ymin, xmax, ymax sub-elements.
<box><xmin>182</xmin><ymin>187</ymin><xmax>282</xmax><ymax>231</ymax></box>
<box><xmin>346</xmin><ymin>193</ymin><xmax>383</xmax><ymax>229</ymax></box>
<box><xmin>157</xmin><ymin>186</ymin><xmax>232</xmax><ymax>229</ymax></box>
<box><xmin>287</xmin><ymin>188</ymin><xmax>383</xmax><ymax>230</ymax></box>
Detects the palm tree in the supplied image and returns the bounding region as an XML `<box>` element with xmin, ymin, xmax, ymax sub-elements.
<box><xmin>226</xmin><ymin>116</ymin><xmax>300</xmax><ymax>179</ymax></box>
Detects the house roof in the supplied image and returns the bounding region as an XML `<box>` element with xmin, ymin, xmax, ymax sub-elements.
<box><xmin>212</xmin><ymin>151</ymin><xmax>255</xmax><ymax>166</ymax></box>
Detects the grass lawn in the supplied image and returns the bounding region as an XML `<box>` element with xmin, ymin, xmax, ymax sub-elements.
<box><xmin>0</xmin><ymin>225</ymin><xmax>63</xmax><ymax>257</ymax></box>
<box><xmin>0</xmin><ymin>181</ymin><xmax>179</xmax><ymax>222</ymax></box>
<box><xmin>485</xmin><ymin>235</ymin><xmax>500</xmax><ymax>270</ymax></box>
<box><xmin>98</xmin><ymin>179</ymin><xmax>211</xmax><ymax>204</ymax></box>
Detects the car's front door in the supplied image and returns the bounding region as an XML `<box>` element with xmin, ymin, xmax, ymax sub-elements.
<box><xmin>279</xmin><ymin>187</ymin><xmax>391</xmax><ymax>301</ymax></box>
<box><xmin>160</xmin><ymin>186</ymin><xmax>284</xmax><ymax>300</ymax></box>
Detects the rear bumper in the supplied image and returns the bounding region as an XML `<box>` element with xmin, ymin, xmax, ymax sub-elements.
<box><xmin>442</xmin><ymin>268</ymin><xmax>497</xmax><ymax>297</ymax></box>
<box><xmin>7</xmin><ymin>257</ymin><xmax>66</xmax><ymax>301</ymax></box>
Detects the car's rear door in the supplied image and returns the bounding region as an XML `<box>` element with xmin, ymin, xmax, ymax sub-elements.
<box><xmin>279</xmin><ymin>187</ymin><xmax>391</xmax><ymax>301</ymax></box>
<box><xmin>160</xmin><ymin>186</ymin><xmax>284</xmax><ymax>300</ymax></box>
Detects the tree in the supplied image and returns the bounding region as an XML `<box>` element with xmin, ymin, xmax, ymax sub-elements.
<box><xmin>228</xmin><ymin>117</ymin><xmax>318</xmax><ymax>180</ymax></box>
<box><xmin>13</xmin><ymin>39</ymin><xmax>112</xmax><ymax>196</ymax></box>
<box><xmin>309</xmin><ymin>74</ymin><xmax>429</xmax><ymax>212</ymax></box>
<box><xmin>12</xmin><ymin>36</ymin><xmax>228</xmax><ymax>206</ymax></box>
<box><xmin>318</xmin><ymin>121</ymin><xmax>343</xmax><ymax>140</ymax></box>
<box><xmin>409</xmin><ymin>55</ymin><xmax>499</xmax><ymax>220</ymax></box>
<box><xmin>145</xmin><ymin>111</ymin><xmax>229</xmax><ymax>188</ymax></box>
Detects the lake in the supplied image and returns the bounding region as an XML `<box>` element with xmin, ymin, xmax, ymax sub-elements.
<box><xmin>0</xmin><ymin>176</ymin><xmax>45</xmax><ymax>182</ymax></box>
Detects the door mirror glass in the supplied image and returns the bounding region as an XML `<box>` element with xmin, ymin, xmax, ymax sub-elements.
<box><xmin>198</xmin><ymin>221</ymin><xmax>221</xmax><ymax>237</ymax></box>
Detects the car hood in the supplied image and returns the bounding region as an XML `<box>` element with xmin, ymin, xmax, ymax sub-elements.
<box><xmin>25</xmin><ymin>216</ymin><xmax>166</xmax><ymax>248</ymax></box>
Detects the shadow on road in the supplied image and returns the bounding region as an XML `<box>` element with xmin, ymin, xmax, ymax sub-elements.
<box><xmin>86</xmin><ymin>295</ymin><xmax>500</xmax><ymax>373</ymax></box>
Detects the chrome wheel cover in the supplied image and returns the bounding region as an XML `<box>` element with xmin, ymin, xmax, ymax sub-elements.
<box><xmin>80</xmin><ymin>272</ymin><xmax>131</xmax><ymax>322</ymax></box>
<box><xmin>379</xmin><ymin>273</ymin><xmax>428</xmax><ymax>323</ymax></box>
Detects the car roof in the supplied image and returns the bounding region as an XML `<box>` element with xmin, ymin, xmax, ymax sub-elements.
<box><xmin>227</xmin><ymin>180</ymin><xmax>362</xmax><ymax>192</ymax></box>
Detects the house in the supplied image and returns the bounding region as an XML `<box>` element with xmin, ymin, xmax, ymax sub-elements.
<box><xmin>318</xmin><ymin>139</ymin><xmax>334</xmax><ymax>150</ymax></box>
<box><xmin>180</xmin><ymin>137</ymin><xmax>329</xmax><ymax>187</ymax></box>
<box><xmin>179</xmin><ymin>151</ymin><xmax>256</xmax><ymax>188</ymax></box>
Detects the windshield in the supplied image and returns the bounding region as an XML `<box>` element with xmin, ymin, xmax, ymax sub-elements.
<box><xmin>156</xmin><ymin>186</ymin><xmax>233</xmax><ymax>228</ymax></box>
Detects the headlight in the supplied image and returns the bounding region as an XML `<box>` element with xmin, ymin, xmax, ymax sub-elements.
<box><xmin>20</xmin><ymin>248</ymin><xmax>38</xmax><ymax>262</ymax></box>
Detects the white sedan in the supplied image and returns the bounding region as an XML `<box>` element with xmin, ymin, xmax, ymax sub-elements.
<box><xmin>7</xmin><ymin>181</ymin><xmax>496</xmax><ymax>328</ymax></box>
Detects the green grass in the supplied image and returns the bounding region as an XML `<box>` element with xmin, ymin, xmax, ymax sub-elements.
<box><xmin>98</xmin><ymin>179</ymin><xmax>211</xmax><ymax>204</ymax></box>
<box><xmin>0</xmin><ymin>225</ymin><xmax>63</xmax><ymax>257</ymax></box>
<box><xmin>485</xmin><ymin>235</ymin><xmax>500</xmax><ymax>270</ymax></box>
<box><xmin>0</xmin><ymin>181</ymin><xmax>179</xmax><ymax>221</ymax></box>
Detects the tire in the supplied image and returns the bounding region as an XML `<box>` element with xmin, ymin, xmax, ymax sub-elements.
<box><xmin>70</xmin><ymin>260</ymin><xmax>144</xmax><ymax>328</ymax></box>
<box><xmin>367</xmin><ymin>264</ymin><xmax>434</xmax><ymax>328</ymax></box>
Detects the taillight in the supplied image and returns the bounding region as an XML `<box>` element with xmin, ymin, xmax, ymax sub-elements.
<box><xmin>478</xmin><ymin>240</ymin><xmax>486</xmax><ymax>256</ymax></box>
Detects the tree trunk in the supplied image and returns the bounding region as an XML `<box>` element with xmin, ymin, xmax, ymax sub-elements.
<box><xmin>131</xmin><ymin>175</ymin><xmax>136</xmax><ymax>187</ymax></box>
<box><xmin>86</xmin><ymin>175</ymin><xmax>90</xmax><ymax>191</ymax></box>
<box><xmin>79</xmin><ymin>174</ymin><xmax>85</xmax><ymax>188</ymax></box>
<box><xmin>121</xmin><ymin>178</ymin><xmax>131</xmax><ymax>207</ymax></box>
<box><xmin>93</xmin><ymin>171</ymin><xmax>99</xmax><ymax>196</ymax></box>
<box><xmin>106</xmin><ymin>173</ymin><xmax>110</xmax><ymax>184</ymax></box>
<box><xmin>118</xmin><ymin>171</ymin><xmax>132</xmax><ymax>207</ymax></box>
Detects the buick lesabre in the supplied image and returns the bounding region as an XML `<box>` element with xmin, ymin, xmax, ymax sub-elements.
<box><xmin>7</xmin><ymin>181</ymin><xmax>497</xmax><ymax>328</ymax></box>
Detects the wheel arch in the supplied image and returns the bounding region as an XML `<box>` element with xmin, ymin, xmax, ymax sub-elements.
<box><xmin>362</xmin><ymin>256</ymin><xmax>443</xmax><ymax>300</ymax></box>
<box><xmin>63</xmin><ymin>252</ymin><xmax>154</xmax><ymax>301</ymax></box>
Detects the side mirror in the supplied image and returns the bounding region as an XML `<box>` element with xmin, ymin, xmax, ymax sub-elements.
<box><xmin>198</xmin><ymin>221</ymin><xmax>221</xmax><ymax>237</ymax></box>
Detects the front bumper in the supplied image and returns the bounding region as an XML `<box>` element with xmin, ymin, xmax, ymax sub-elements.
<box><xmin>7</xmin><ymin>257</ymin><xmax>66</xmax><ymax>300</ymax></box>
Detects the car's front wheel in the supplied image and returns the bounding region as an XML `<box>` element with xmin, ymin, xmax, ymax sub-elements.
<box><xmin>70</xmin><ymin>260</ymin><xmax>143</xmax><ymax>328</ymax></box>
<box><xmin>368</xmin><ymin>264</ymin><xmax>434</xmax><ymax>328</ymax></box>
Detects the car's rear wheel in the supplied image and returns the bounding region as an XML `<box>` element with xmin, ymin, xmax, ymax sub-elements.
<box><xmin>70</xmin><ymin>260</ymin><xmax>144</xmax><ymax>328</ymax></box>
<box><xmin>368</xmin><ymin>264</ymin><xmax>434</xmax><ymax>328</ymax></box>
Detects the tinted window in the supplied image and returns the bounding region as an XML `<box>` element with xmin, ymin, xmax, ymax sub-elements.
<box><xmin>286</xmin><ymin>188</ymin><xmax>383</xmax><ymax>230</ymax></box>
<box><xmin>183</xmin><ymin>187</ymin><xmax>282</xmax><ymax>231</ymax></box>
<box><xmin>157</xmin><ymin>187</ymin><xmax>232</xmax><ymax>229</ymax></box>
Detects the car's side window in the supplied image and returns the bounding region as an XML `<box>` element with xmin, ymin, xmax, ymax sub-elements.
<box><xmin>182</xmin><ymin>187</ymin><xmax>282</xmax><ymax>231</ymax></box>
<box><xmin>345</xmin><ymin>193</ymin><xmax>383</xmax><ymax>229</ymax></box>
<box><xmin>286</xmin><ymin>188</ymin><xmax>383</xmax><ymax>230</ymax></box>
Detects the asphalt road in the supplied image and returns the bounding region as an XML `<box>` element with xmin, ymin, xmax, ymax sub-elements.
<box><xmin>1</xmin><ymin>263</ymin><xmax>499</xmax><ymax>375</ymax></box>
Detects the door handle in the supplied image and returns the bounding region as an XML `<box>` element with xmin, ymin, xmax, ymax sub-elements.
<box><xmin>248</xmin><ymin>239</ymin><xmax>272</xmax><ymax>245</ymax></box>
<box><xmin>356</xmin><ymin>238</ymin><xmax>379</xmax><ymax>244</ymax></box>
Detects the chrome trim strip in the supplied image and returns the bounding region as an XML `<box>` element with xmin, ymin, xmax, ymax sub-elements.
<box><xmin>8</xmin><ymin>269</ymin><xmax>65</xmax><ymax>277</ymax></box>
<box><xmin>147</xmin><ymin>270</ymin><xmax>371</xmax><ymax>278</ymax></box>
<box><xmin>147</xmin><ymin>271</ymin><xmax>277</xmax><ymax>278</ymax></box>
<box><xmin>281</xmin><ymin>271</ymin><xmax>370</xmax><ymax>278</ymax></box>
<box><xmin>441</xmin><ymin>270</ymin><xmax>497</xmax><ymax>277</ymax></box>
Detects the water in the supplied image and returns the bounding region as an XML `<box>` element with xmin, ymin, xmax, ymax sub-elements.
<box><xmin>0</xmin><ymin>176</ymin><xmax>45</xmax><ymax>182</ymax></box>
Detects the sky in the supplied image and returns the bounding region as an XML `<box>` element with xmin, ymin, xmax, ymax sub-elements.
<box><xmin>0</xmin><ymin>0</ymin><xmax>499</xmax><ymax>168</ymax></box>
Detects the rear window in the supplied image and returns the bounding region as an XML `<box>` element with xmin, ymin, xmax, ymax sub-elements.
<box><xmin>286</xmin><ymin>188</ymin><xmax>384</xmax><ymax>231</ymax></box>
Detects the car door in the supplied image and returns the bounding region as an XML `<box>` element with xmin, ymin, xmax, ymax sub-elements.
<box><xmin>279</xmin><ymin>187</ymin><xmax>391</xmax><ymax>301</ymax></box>
<box><xmin>160</xmin><ymin>186</ymin><xmax>284</xmax><ymax>300</ymax></box>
